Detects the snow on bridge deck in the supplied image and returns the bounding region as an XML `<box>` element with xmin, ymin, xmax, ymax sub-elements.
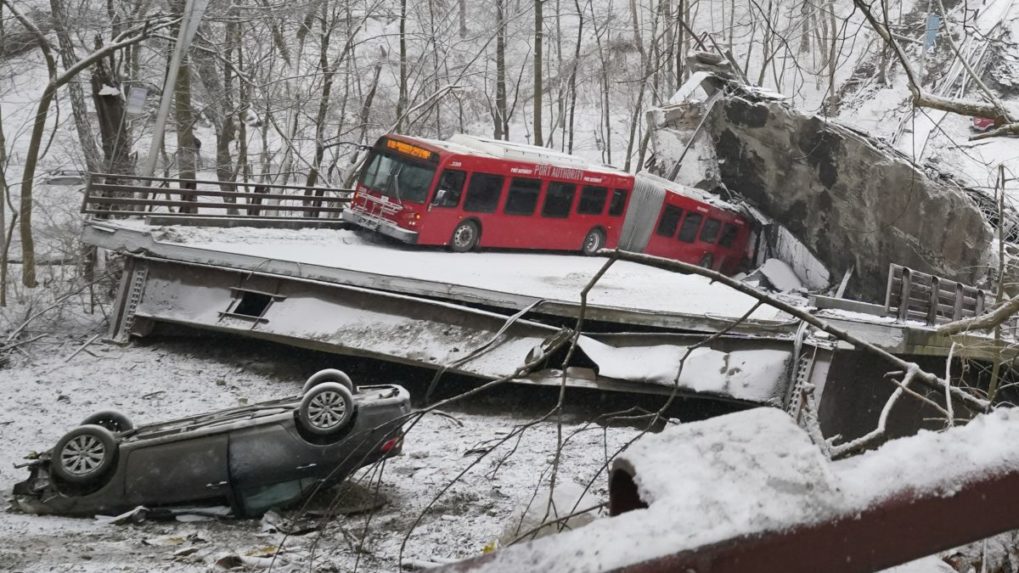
<box><xmin>84</xmin><ymin>220</ymin><xmax>794</xmax><ymax>333</ymax></box>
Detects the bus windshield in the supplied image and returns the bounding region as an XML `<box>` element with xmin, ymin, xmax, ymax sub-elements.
<box><xmin>359</xmin><ymin>151</ymin><xmax>436</xmax><ymax>204</ymax></box>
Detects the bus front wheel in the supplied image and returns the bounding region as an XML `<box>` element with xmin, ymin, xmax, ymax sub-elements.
<box><xmin>582</xmin><ymin>228</ymin><xmax>605</xmax><ymax>256</ymax></box>
<box><xmin>450</xmin><ymin>220</ymin><xmax>480</xmax><ymax>252</ymax></box>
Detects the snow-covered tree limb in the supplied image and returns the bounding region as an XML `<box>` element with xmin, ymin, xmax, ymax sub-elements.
<box><xmin>852</xmin><ymin>0</ymin><xmax>1018</xmax><ymax>130</ymax></box>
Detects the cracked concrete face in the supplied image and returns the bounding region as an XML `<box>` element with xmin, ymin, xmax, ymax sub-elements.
<box><xmin>703</xmin><ymin>96</ymin><xmax>993</xmax><ymax>301</ymax></box>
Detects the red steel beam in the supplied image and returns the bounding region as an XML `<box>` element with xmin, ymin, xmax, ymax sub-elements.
<box><xmin>609</xmin><ymin>468</ymin><xmax>1019</xmax><ymax>573</ymax></box>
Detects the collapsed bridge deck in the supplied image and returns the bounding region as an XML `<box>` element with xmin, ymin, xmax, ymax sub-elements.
<box><xmin>83</xmin><ymin>219</ymin><xmax>1008</xmax><ymax>443</ymax></box>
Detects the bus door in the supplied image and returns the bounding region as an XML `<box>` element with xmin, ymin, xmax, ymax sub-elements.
<box><xmin>537</xmin><ymin>181</ymin><xmax>578</xmax><ymax>249</ymax></box>
<box><xmin>425</xmin><ymin>168</ymin><xmax>468</xmax><ymax>241</ymax></box>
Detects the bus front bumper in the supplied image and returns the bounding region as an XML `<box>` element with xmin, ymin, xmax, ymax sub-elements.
<box><xmin>342</xmin><ymin>209</ymin><xmax>419</xmax><ymax>244</ymax></box>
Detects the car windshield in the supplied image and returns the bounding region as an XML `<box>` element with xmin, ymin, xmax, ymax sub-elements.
<box><xmin>359</xmin><ymin>151</ymin><xmax>436</xmax><ymax>204</ymax></box>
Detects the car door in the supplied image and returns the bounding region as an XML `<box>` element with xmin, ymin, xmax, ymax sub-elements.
<box><xmin>124</xmin><ymin>434</ymin><xmax>231</xmax><ymax>507</ymax></box>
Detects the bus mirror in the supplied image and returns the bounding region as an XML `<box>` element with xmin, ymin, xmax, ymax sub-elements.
<box><xmin>434</xmin><ymin>188</ymin><xmax>447</xmax><ymax>205</ymax></box>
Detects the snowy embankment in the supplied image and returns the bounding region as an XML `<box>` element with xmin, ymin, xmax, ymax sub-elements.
<box><xmin>0</xmin><ymin>308</ymin><xmax>644</xmax><ymax>572</ymax></box>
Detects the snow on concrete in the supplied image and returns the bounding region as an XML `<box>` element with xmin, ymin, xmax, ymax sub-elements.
<box><xmin>756</xmin><ymin>258</ymin><xmax>805</xmax><ymax>292</ymax></box>
<box><xmin>577</xmin><ymin>339</ymin><xmax>791</xmax><ymax>402</ymax></box>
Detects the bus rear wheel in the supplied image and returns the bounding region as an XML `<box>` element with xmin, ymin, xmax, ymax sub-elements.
<box><xmin>582</xmin><ymin>228</ymin><xmax>605</xmax><ymax>256</ymax></box>
<box><xmin>699</xmin><ymin>254</ymin><xmax>714</xmax><ymax>270</ymax></box>
<box><xmin>450</xmin><ymin>220</ymin><xmax>480</xmax><ymax>252</ymax></box>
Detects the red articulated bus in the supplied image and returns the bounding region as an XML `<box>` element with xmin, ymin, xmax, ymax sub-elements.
<box><xmin>342</xmin><ymin>134</ymin><xmax>753</xmax><ymax>274</ymax></box>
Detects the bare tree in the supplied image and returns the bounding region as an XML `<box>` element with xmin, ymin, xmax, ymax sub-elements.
<box><xmin>852</xmin><ymin>0</ymin><xmax>1017</xmax><ymax>136</ymax></box>
<box><xmin>0</xmin><ymin>0</ymin><xmax>171</xmax><ymax>287</ymax></box>
<box><xmin>47</xmin><ymin>0</ymin><xmax>101</xmax><ymax>173</ymax></box>
<box><xmin>533</xmin><ymin>0</ymin><xmax>544</xmax><ymax>146</ymax></box>
<box><xmin>495</xmin><ymin>0</ymin><xmax>509</xmax><ymax>140</ymax></box>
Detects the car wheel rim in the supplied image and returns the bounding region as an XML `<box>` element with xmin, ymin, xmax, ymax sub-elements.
<box><xmin>61</xmin><ymin>435</ymin><xmax>105</xmax><ymax>476</ymax></box>
<box><xmin>585</xmin><ymin>232</ymin><xmax>601</xmax><ymax>252</ymax></box>
<box><xmin>308</xmin><ymin>391</ymin><xmax>347</xmax><ymax>430</ymax></box>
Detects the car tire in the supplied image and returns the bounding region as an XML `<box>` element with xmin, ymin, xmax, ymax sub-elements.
<box><xmin>52</xmin><ymin>425</ymin><xmax>118</xmax><ymax>485</ymax></box>
<box><xmin>302</xmin><ymin>369</ymin><xmax>357</xmax><ymax>395</ymax></box>
<box><xmin>699</xmin><ymin>254</ymin><xmax>714</xmax><ymax>270</ymax></box>
<box><xmin>449</xmin><ymin>220</ymin><xmax>480</xmax><ymax>252</ymax></box>
<box><xmin>81</xmin><ymin>410</ymin><xmax>134</xmax><ymax>433</ymax></box>
<box><xmin>582</xmin><ymin>228</ymin><xmax>606</xmax><ymax>256</ymax></box>
<box><xmin>298</xmin><ymin>382</ymin><xmax>356</xmax><ymax>436</ymax></box>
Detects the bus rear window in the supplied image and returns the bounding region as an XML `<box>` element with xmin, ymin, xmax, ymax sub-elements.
<box><xmin>655</xmin><ymin>205</ymin><xmax>683</xmax><ymax>237</ymax></box>
<box><xmin>609</xmin><ymin>189</ymin><xmax>627</xmax><ymax>216</ymax></box>
<box><xmin>577</xmin><ymin>186</ymin><xmax>608</xmax><ymax>215</ymax></box>
<box><xmin>542</xmin><ymin>183</ymin><xmax>576</xmax><ymax>218</ymax></box>
<box><xmin>505</xmin><ymin>178</ymin><xmax>542</xmax><ymax>215</ymax></box>
<box><xmin>700</xmin><ymin>218</ymin><xmax>722</xmax><ymax>243</ymax></box>
<box><xmin>464</xmin><ymin>173</ymin><xmax>505</xmax><ymax>213</ymax></box>
<box><xmin>719</xmin><ymin>223</ymin><xmax>739</xmax><ymax>247</ymax></box>
<box><xmin>677</xmin><ymin>213</ymin><xmax>703</xmax><ymax>243</ymax></box>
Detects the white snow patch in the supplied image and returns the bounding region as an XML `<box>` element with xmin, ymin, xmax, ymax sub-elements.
<box><xmin>97</xmin><ymin>85</ymin><xmax>121</xmax><ymax>97</ymax></box>
<box><xmin>756</xmin><ymin>258</ymin><xmax>804</xmax><ymax>292</ymax></box>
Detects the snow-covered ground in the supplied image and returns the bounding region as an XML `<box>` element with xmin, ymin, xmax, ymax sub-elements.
<box><xmin>0</xmin><ymin>313</ymin><xmax>650</xmax><ymax>572</ymax></box>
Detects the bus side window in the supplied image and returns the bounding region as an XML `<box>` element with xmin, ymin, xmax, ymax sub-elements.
<box><xmin>700</xmin><ymin>218</ymin><xmax>722</xmax><ymax>243</ymax></box>
<box><xmin>542</xmin><ymin>182</ymin><xmax>576</xmax><ymax>218</ymax></box>
<box><xmin>677</xmin><ymin>213</ymin><xmax>703</xmax><ymax>243</ymax></box>
<box><xmin>609</xmin><ymin>189</ymin><xmax>627</xmax><ymax>216</ymax></box>
<box><xmin>577</xmin><ymin>186</ymin><xmax>608</xmax><ymax>215</ymax></box>
<box><xmin>655</xmin><ymin>205</ymin><xmax>683</xmax><ymax>237</ymax></box>
<box><xmin>463</xmin><ymin>173</ymin><xmax>505</xmax><ymax>213</ymax></box>
<box><xmin>432</xmin><ymin>169</ymin><xmax>466</xmax><ymax>208</ymax></box>
<box><xmin>505</xmin><ymin>178</ymin><xmax>542</xmax><ymax>215</ymax></box>
<box><xmin>718</xmin><ymin>223</ymin><xmax>739</xmax><ymax>247</ymax></box>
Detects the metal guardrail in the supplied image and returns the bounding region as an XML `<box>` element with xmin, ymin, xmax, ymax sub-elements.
<box><xmin>81</xmin><ymin>173</ymin><xmax>353</xmax><ymax>224</ymax></box>
<box><xmin>884</xmin><ymin>263</ymin><xmax>987</xmax><ymax>325</ymax></box>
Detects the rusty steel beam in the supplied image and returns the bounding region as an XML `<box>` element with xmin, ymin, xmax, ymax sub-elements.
<box><xmin>607</xmin><ymin>469</ymin><xmax>1019</xmax><ymax>573</ymax></box>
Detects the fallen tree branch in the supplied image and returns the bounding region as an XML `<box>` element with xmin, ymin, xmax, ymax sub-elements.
<box><xmin>852</xmin><ymin>0</ymin><xmax>1015</xmax><ymax>124</ymax></box>
<box><xmin>937</xmin><ymin>294</ymin><xmax>1019</xmax><ymax>335</ymax></box>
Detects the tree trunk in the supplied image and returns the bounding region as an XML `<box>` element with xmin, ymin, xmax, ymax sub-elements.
<box><xmin>306</xmin><ymin>7</ymin><xmax>340</xmax><ymax>194</ymax></box>
<box><xmin>0</xmin><ymin>104</ymin><xmax>8</xmax><ymax>306</ymax></box>
<box><xmin>49</xmin><ymin>0</ymin><xmax>101</xmax><ymax>173</ymax></box>
<box><xmin>194</xmin><ymin>32</ymin><xmax>236</xmax><ymax>210</ymax></box>
<box><xmin>495</xmin><ymin>0</ymin><xmax>508</xmax><ymax>139</ymax></box>
<box><xmin>533</xmin><ymin>0</ymin><xmax>544</xmax><ymax>146</ymax></box>
<box><xmin>174</xmin><ymin>52</ymin><xmax>198</xmax><ymax>210</ymax></box>
<box><xmin>396</xmin><ymin>0</ymin><xmax>408</xmax><ymax>132</ymax></box>
<box><xmin>568</xmin><ymin>0</ymin><xmax>583</xmax><ymax>152</ymax></box>
<box><xmin>90</xmin><ymin>37</ymin><xmax>133</xmax><ymax>177</ymax></box>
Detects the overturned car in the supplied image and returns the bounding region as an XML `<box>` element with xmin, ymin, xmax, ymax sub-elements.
<box><xmin>14</xmin><ymin>369</ymin><xmax>411</xmax><ymax>517</ymax></box>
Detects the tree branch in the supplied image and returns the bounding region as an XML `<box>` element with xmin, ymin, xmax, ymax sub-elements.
<box><xmin>603</xmin><ymin>249</ymin><xmax>989</xmax><ymax>412</ymax></box>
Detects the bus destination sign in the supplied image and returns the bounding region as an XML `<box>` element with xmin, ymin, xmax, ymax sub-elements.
<box><xmin>386</xmin><ymin>138</ymin><xmax>434</xmax><ymax>161</ymax></box>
